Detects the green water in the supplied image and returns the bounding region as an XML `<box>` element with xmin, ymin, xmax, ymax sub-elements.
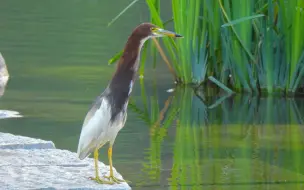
<box><xmin>1</xmin><ymin>1</ymin><xmax>304</xmax><ymax>189</ymax></box>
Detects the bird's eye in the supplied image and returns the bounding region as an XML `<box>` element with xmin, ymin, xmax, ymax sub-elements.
<box><xmin>151</xmin><ymin>27</ymin><xmax>157</xmax><ymax>32</ymax></box>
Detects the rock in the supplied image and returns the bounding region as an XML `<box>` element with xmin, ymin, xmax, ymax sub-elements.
<box><xmin>0</xmin><ymin>52</ymin><xmax>9</xmax><ymax>97</ymax></box>
<box><xmin>0</xmin><ymin>132</ymin><xmax>54</xmax><ymax>149</ymax></box>
<box><xmin>0</xmin><ymin>133</ymin><xmax>131</xmax><ymax>190</ymax></box>
<box><xmin>0</xmin><ymin>149</ymin><xmax>131</xmax><ymax>190</ymax></box>
<box><xmin>0</xmin><ymin>110</ymin><xmax>23</xmax><ymax>120</ymax></box>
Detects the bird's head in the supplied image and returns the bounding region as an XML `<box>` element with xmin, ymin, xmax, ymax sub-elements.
<box><xmin>131</xmin><ymin>23</ymin><xmax>183</xmax><ymax>41</ymax></box>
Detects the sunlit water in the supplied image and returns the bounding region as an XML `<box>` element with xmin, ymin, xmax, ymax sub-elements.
<box><xmin>1</xmin><ymin>1</ymin><xmax>304</xmax><ymax>190</ymax></box>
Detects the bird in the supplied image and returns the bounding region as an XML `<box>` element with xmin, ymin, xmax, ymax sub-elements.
<box><xmin>76</xmin><ymin>22</ymin><xmax>182</xmax><ymax>184</ymax></box>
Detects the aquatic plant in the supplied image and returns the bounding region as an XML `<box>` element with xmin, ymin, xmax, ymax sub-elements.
<box><xmin>109</xmin><ymin>0</ymin><xmax>304</xmax><ymax>96</ymax></box>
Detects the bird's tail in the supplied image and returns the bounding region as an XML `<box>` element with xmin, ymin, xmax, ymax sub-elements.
<box><xmin>77</xmin><ymin>145</ymin><xmax>93</xmax><ymax>160</ymax></box>
<box><xmin>77</xmin><ymin>121</ymin><xmax>98</xmax><ymax>160</ymax></box>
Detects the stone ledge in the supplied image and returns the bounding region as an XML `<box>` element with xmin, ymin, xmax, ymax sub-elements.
<box><xmin>0</xmin><ymin>110</ymin><xmax>22</xmax><ymax>120</ymax></box>
<box><xmin>0</xmin><ymin>133</ymin><xmax>131</xmax><ymax>190</ymax></box>
<box><xmin>0</xmin><ymin>132</ymin><xmax>55</xmax><ymax>149</ymax></box>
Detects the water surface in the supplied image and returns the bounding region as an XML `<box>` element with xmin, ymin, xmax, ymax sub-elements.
<box><xmin>1</xmin><ymin>1</ymin><xmax>304</xmax><ymax>190</ymax></box>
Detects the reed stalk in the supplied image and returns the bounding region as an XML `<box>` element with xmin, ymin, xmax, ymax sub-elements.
<box><xmin>108</xmin><ymin>0</ymin><xmax>304</xmax><ymax>96</ymax></box>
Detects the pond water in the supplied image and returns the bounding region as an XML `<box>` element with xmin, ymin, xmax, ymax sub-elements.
<box><xmin>1</xmin><ymin>1</ymin><xmax>304</xmax><ymax>190</ymax></box>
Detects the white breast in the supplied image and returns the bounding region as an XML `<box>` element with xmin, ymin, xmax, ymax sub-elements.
<box><xmin>77</xmin><ymin>97</ymin><xmax>128</xmax><ymax>159</ymax></box>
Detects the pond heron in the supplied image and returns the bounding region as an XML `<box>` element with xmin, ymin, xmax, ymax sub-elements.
<box><xmin>77</xmin><ymin>23</ymin><xmax>182</xmax><ymax>184</ymax></box>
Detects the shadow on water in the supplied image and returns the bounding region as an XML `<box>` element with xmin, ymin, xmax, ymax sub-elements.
<box><xmin>128</xmin><ymin>79</ymin><xmax>304</xmax><ymax>190</ymax></box>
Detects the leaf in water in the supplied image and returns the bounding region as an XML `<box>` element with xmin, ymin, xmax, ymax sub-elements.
<box><xmin>221</xmin><ymin>14</ymin><xmax>265</xmax><ymax>27</ymax></box>
<box><xmin>108</xmin><ymin>50</ymin><xmax>123</xmax><ymax>65</ymax></box>
<box><xmin>208</xmin><ymin>76</ymin><xmax>235</xmax><ymax>94</ymax></box>
<box><xmin>208</xmin><ymin>93</ymin><xmax>232</xmax><ymax>109</ymax></box>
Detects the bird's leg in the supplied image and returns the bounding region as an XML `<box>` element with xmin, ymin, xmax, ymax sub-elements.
<box><xmin>89</xmin><ymin>148</ymin><xmax>114</xmax><ymax>184</ymax></box>
<box><xmin>104</xmin><ymin>145</ymin><xmax>130</xmax><ymax>184</ymax></box>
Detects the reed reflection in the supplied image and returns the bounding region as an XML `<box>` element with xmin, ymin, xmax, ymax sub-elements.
<box><xmin>129</xmin><ymin>80</ymin><xmax>304</xmax><ymax>189</ymax></box>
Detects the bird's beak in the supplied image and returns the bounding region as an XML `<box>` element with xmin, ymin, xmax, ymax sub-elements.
<box><xmin>153</xmin><ymin>28</ymin><xmax>183</xmax><ymax>38</ymax></box>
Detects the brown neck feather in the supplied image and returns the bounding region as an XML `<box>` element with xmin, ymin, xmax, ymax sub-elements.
<box><xmin>105</xmin><ymin>34</ymin><xmax>144</xmax><ymax>121</ymax></box>
<box><xmin>110</xmin><ymin>23</ymin><xmax>152</xmax><ymax>84</ymax></box>
<box><xmin>104</xmin><ymin>23</ymin><xmax>155</xmax><ymax>121</ymax></box>
<box><xmin>110</xmin><ymin>34</ymin><xmax>141</xmax><ymax>88</ymax></box>
<box><xmin>117</xmin><ymin>35</ymin><xmax>141</xmax><ymax>71</ymax></box>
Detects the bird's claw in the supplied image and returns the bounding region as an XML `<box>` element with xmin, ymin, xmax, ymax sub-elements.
<box><xmin>89</xmin><ymin>176</ymin><xmax>115</xmax><ymax>185</ymax></box>
<box><xmin>104</xmin><ymin>175</ymin><xmax>130</xmax><ymax>184</ymax></box>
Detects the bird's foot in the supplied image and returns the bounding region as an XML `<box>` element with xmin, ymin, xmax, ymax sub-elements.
<box><xmin>89</xmin><ymin>176</ymin><xmax>115</xmax><ymax>185</ymax></box>
<box><xmin>104</xmin><ymin>174</ymin><xmax>130</xmax><ymax>184</ymax></box>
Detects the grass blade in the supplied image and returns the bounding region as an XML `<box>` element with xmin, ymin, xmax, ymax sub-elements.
<box><xmin>221</xmin><ymin>14</ymin><xmax>265</xmax><ymax>27</ymax></box>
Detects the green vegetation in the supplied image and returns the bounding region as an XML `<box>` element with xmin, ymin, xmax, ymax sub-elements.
<box><xmin>129</xmin><ymin>80</ymin><xmax>304</xmax><ymax>188</ymax></box>
<box><xmin>109</xmin><ymin>0</ymin><xmax>304</xmax><ymax>96</ymax></box>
